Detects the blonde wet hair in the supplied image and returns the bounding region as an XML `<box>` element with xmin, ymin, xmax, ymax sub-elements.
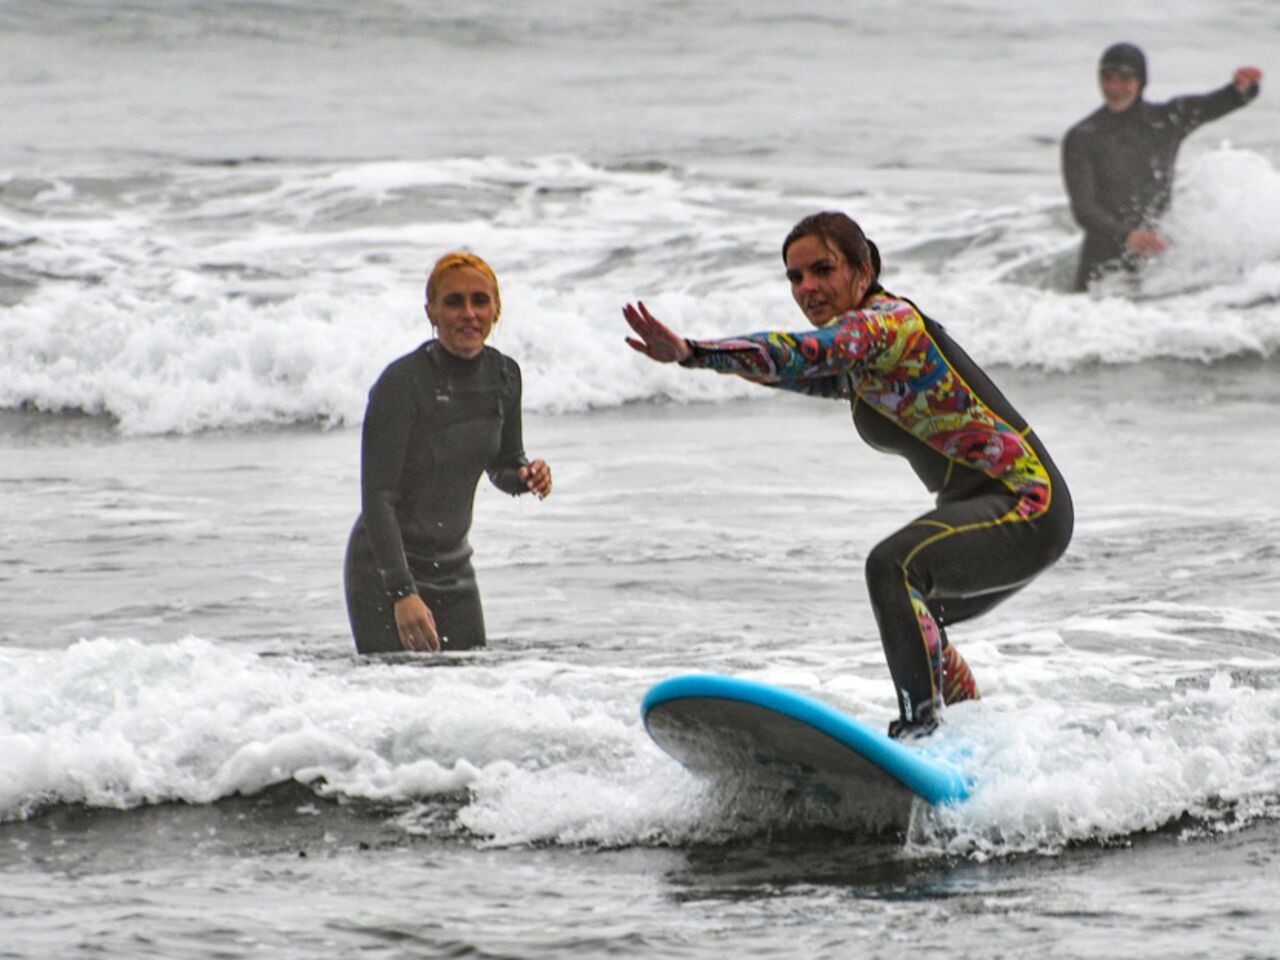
<box><xmin>425</xmin><ymin>251</ymin><xmax>501</xmax><ymax>323</ymax></box>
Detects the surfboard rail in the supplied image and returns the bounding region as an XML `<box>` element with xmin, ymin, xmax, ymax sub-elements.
<box><xmin>642</xmin><ymin>673</ymin><xmax>970</xmax><ymax>805</ymax></box>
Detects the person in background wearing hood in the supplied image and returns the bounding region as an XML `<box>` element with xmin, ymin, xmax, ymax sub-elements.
<box><xmin>1062</xmin><ymin>42</ymin><xmax>1262</xmax><ymax>291</ymax></box>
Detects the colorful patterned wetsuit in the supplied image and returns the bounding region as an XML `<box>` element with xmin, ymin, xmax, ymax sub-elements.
<box><xmin>681</xmin><ymin>286</ymin><xmax>1073</xmax><ymax>727</ymax></box>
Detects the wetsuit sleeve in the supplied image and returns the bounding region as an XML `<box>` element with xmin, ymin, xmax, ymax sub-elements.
<box><xmin>1062</xmin><ymin>126</ymin><xmax>1130</xmax><ymax>237</ymax></box>
<box><xmin>1165</xmin><ymin>81</ymin><xmax>1260</xmax><ymax>133</ymax></box>
<box><xmin>487</xmin><ymin>360</ymin><xmax>531</xmax><ymax>495</ymax></box>
<box><xmin>359</xmin><ymin>369</ymin><xmax>418</xmax><ymax>597</ymax></box>
<box><xmin>769</xmin><ymin>374</ymin><xmax>854</xmax><ymax>400</ymax></box>
<box><xmin>680</xmin><ymin>296</ymin><xmax>914</xmax><ymax>385</ymax></box>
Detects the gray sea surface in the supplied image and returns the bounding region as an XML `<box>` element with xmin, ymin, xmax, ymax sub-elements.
<box><xmin>2</xmin><ymin>1</ymin><xmax>1280</xmax><ymax>957</ymax></box>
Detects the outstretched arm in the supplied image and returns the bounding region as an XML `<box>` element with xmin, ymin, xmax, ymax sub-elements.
<box><xmin>1165</xmin><ymin>67</ymin><xmax>1262</xmax><ymax>136</ymax></box>
<box><xmin>626</xmin><ymin>295</ymin><xmax>917</xmax><ymax>384</ymax></box>
<box><xmin>624</xmin><ymin>301</ymin><xmax>782</xmax><ymax>383</ymax></box>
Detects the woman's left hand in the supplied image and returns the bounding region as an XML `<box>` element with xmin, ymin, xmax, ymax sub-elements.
<box><xmin>1234</xmin><ymin>66</ymin><xmax>1263</xmax><ymax>91</ymax></box>
<box><xmin>521</xmin><ymin>459</ymin><xmax>552</xmax><ymax>499</ymax></box>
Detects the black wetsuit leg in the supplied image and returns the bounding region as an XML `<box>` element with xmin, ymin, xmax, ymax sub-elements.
<box><xmin>343</xmin><ymin>526</ymin><xmax>487</xmax><ymax>653</ymax></box>
<box><xmin>865</xmin><ymin>466</ymin><xmax>1073</xmax><ymax>725</ymax></box>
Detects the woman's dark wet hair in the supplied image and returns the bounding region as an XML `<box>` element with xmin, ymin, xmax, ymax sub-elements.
<box><xmin>782</xmin><ymin>211</ymin><xmax>881</xmax><ymax>281</ymax></box>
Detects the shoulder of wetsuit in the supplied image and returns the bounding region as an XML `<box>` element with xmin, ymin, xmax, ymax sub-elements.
<box><xmin>417</xmin><ymin>339</ymin><xmax>485</xmax><ymax>382</ymax></box>
<box><xmin>484</xmin><ymin>346</ymin><xmax>523</xmax><ymax>403</ymax></box>
<box><xmin>866</xmin><ymin>286</ymin><xmax>919</xmax><ymax>315</ymax></box>
<box><xmin>417</xmin><ymin>338</ymin><xmax>446</xmax><ymax>370</ymax></box>
<box><xmin>368</xmin><ymin>346</ymin><xmax>430</xmax><ymax>400</ymax></box>
<box><xmin>1067</xmin><ymin>105</ymin><xmax>1115</xmax><ymax>137</ymax></box>
<box><xmin>884</xmin><ymin>289</ymin><xmax>946</xmax><ymax>334</ymax></box>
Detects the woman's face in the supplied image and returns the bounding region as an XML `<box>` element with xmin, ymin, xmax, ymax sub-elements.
<box><xmin>784</xmin><ymin>234</ymin><xmax>871</xmax><ymax>327</ymax></box>
<box><xmin>426</xmin><ymin>266</ymin><xmax>498</xmax><ymax>358</ymax></box>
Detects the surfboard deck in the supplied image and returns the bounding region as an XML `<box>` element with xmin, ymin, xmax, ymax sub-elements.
<box><xmin>642</xmin><ymin>674</ymin><xmax>969</xmax><ymax>811</ymax></box>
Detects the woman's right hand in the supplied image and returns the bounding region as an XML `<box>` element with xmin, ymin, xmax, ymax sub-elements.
<box><xmin>623</xmin><ymin>302</ymin><xmax>692</xmax><ymax>363</ymax></box>
<box><xmin>394</xmin><ymin>594</ymin><xmax>441</xmax><ymax>652</ymax></box>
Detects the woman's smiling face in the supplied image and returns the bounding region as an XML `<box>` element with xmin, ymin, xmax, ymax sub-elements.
<box><xmin>784</xmin><ymin>233</ymin><xmax>871</xmax><ymax>326</ymax></box>
<box><xmin>426</xmin><ymin>265</ymin><xmax>498</xmax><ymax>358</ymax></box>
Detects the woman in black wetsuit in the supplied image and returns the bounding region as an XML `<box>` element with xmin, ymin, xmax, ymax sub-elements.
<box><xmin>345</xmin><ymin>252</ymin><xmax>552</xmax><ymax>654</ymax></box>
<box><xmin>623</xmin><ymin>212</ymin><xmax>1073</xmax><ymax>738</ymax></box>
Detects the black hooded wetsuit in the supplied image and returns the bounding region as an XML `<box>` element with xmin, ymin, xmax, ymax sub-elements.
<box><xmin>344</xmin><ymin>340</ymin><xmax>530</xmax><ymax>653</ymax></box>
<box><xmin>1062</xmin><ymin>81</ymin><xmax>1259</xmax><ymax>291</ymax></box>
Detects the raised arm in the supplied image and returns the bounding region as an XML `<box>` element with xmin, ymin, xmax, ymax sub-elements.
<box><xmin>1164</xmin><ymin>68</ymin><xmax>1262</xmax><ymax>135</ymax></box>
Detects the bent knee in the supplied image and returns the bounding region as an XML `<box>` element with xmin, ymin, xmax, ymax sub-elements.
<box><xmin>865</xmin><ymin>541</ymin><xmax>910</xmax><ymax>593</ymax></box>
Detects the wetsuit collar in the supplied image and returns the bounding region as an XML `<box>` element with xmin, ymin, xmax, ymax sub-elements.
<box><xmin>1104</xmin><ymin>98</ymin><xmax>1145</xmax><ymax>118</ymax></box>
<box><xmin>424</xmin><ymin>338</ymin><xmax>485</xmax><ymax>370</ymax></box>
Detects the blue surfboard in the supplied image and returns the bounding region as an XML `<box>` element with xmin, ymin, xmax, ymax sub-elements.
<box><xmin>642</xmin><ymin>674</ymin><xmax>969</xmax><ymax>810</ymax></box>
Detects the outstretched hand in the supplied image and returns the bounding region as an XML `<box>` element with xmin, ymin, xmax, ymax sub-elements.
<box><xmin>623</xmin><ymin>302</ymin><xmax>691</xmax><ymax>364</ymax></box>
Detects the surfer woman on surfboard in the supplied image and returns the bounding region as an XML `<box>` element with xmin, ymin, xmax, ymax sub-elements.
<box><xmin>623</xmin><ymin>211</ymin><xmax>1073</xmax><ymax>738</ymax></box>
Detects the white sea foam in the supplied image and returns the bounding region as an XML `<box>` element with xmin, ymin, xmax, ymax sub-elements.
<box><xmin>3</xmin><ymin>151</ymin><xmax>1278</xmax><ymax>433</ymax></box>
<box><xmin>2</xmin><ymin>633</ymin><xmax>1276</xmax><ymax>855</ymax></box>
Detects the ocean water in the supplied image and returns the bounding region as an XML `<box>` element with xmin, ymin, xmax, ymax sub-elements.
<box><xmin>3</xmin><ymin>1</ymin><xmax>1280</xmax><ymax>957</ymax></box>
